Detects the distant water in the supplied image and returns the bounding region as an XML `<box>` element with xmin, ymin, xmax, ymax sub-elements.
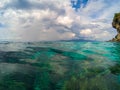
<box><xmin>0</xmin><ymin>41</ymin><xmax>120</xmax><ymax>90</ymax></box>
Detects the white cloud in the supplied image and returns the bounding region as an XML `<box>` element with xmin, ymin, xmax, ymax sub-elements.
<box><xmin>57</xmin><ymin>16</ymin><xmax>73</xmax><ymax>27</ymax></box>
<box><xmin>0</xmin><ymin>0</ymin><xmax>10</xmax><ymax>8</ymax></box>
<box><xmin>93</xmin><ymin>31</ymin><xmax>113</xmax><ymax>41</ymax></box>
<box><xmin>80</xmin><ymin>29</ymin><xmax>92</xmax><ymax>35</ymax></box>
<box><xmin>80</xmin><ymin>0</ymin><xmax>105</xmax><ymax>15</ymax></box>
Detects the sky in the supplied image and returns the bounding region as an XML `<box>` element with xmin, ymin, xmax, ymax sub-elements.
<box><xmin>0</xmin><ymin>0</ymin><xmax>120</xmax><ymax>41</ymax></box>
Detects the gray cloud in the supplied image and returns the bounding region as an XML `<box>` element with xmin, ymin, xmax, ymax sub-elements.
<box><xmin>3</xmin><ymin>0</ymin><xmax>66</xmax><ymax>15</ymax></box>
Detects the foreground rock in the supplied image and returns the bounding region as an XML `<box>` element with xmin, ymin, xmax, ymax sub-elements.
<box><xmin>110</xmin><ymin>13</ymin><xmax>120</xmax><ymax>41</ymax></box>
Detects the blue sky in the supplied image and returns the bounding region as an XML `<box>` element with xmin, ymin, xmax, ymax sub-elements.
<box><xmin>71</xmin><ymin>0</ymin><xmax>88</xmax><ymax>11</ymax></box>
<box><xmin>0</xmin><ymin>0</ymin><xmax>120</xmax><ymax>41</ymax></box>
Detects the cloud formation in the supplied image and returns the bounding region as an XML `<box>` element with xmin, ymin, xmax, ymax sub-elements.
<box><xmin>0</xmin><ymin>0</ymin><xmax>120</xmax><ymax>41</ymax></box>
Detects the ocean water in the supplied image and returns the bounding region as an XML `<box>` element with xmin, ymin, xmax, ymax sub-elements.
<box><xmin>0</xmin><ymin>41</ymin><xmax>120</xmax><ymax>90</ymax></box>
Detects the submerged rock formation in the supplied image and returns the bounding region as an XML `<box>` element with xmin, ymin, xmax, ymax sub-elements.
<box><xmin>110</xmin><ymin>13</ymin><xmax>120</xmax><ymax>41</ymax></box>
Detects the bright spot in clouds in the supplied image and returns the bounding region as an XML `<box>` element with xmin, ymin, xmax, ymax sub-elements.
<box><xmin>80</xmin><ymin>29</ymin><xmax>92</xmax><ymax>35</ymax></box>
<box><xmin>57</xmin><ymin>16</ymin><xmax>73</xmax><ymax>27</ymax></box>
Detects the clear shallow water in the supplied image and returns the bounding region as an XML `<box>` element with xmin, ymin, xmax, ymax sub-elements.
<box><xmin>0</xmin><ymin>41</ymin><xmax>120</xmax><ymax>90</ymax></box>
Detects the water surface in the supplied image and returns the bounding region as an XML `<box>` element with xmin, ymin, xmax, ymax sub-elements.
<box><xmin>0</xmin><ymin>41</ymin><xmax>120</xmax><ymax>90</ymax></box>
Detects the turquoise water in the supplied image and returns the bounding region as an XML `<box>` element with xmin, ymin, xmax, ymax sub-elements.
<box><xmin>0</xmin><ymin>41</ymin><xmax>120</xmax><ymax>90</ymax></box>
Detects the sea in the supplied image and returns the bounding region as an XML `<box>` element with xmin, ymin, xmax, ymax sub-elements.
<box><xmin>0</xmin><ymin>41</ymin><xmax>120</xmax><ymax>90</ymax></box>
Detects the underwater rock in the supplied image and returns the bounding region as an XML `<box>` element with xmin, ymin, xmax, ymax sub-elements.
<box><xmin>110</xmin><ymin>13</ymin><xmax>120</xmax><ymax>41</ymax></box>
